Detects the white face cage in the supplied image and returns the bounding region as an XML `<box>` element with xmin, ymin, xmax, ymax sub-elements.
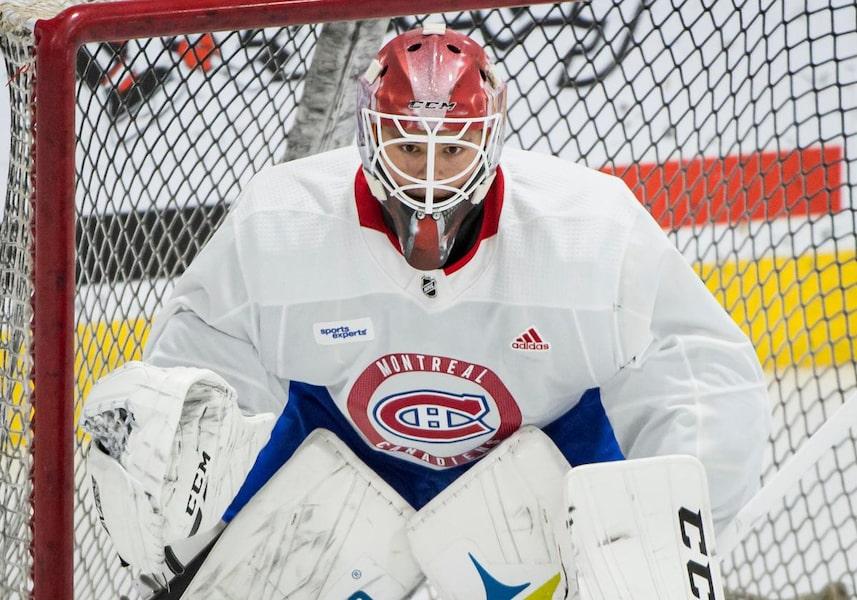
<box><xmin>360</xmin><ymin>109</ymin><xmax>504</xmax><ymax>215</ymax></box>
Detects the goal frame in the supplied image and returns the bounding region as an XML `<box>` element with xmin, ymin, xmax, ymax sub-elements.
<box><xmin>27</xmin><ymin>1</ymin><xmax>554</xmax><ymax>598</ymax></box>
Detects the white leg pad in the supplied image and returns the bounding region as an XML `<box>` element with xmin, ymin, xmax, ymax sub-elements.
<box><xmin>562</xmin><ymin>455</ymin><xmax>725</xmax><ymax>600</ymax></box>
<box><xmin>407</xmin><ymin>426</ymin><xmax>572</xmax><ymax>600</ymax></box>
<box><xmin>181</xmin><ymin>429</ymin><xmax>422</xmax><ymax>600</ymax></box>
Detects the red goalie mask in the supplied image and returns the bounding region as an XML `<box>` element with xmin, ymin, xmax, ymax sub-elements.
<box><xmin>357</xmin><ymin>24</ymin><xmax>507</xmax><ymax>270</ymax></box>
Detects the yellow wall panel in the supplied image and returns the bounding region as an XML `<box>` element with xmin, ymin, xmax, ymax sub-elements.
<box><xmin>696</xmin><ymin>251</ymin><xmax>857</xmax><ymax>370</ymax></box>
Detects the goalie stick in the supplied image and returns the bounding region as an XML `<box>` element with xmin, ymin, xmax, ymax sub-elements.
<box><xmin>718</xmin><ymin>391</ymin><xmax>857</xmax><ymax>556</ymax></box>
<box><xmin>707</xmin><ymin>393</ymin><xmax>857</xmax><ymax>600</ymax></box>
<box><xmin>724</xmin><ymin>582</ymin><xmax>849</xmax><ymax>600</ymax></box>
<box><xmin>140</xmin><ymin>534</ymin><xmax>221</xmax><ymax>600</ymax></box>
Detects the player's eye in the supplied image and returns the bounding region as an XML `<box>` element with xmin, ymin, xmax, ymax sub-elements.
<box><xmin>400</xmin><ymin>143</ymin><xmax>422</xmax><ymax>154</ymax></box>
<box><xmin>443</xmin><ymin>145</ymin><xmax>464</xmax><ymax>156</ymax></box>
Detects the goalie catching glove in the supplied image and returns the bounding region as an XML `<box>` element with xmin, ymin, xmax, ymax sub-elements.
<box><xmin>82</xmin><ymin>361</ymin><xmax>275</xmax><ymax>581</ymax></box>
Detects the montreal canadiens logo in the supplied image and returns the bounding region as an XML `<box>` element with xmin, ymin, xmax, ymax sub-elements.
<box><xmin>374</xmin><ymin>390</ymin><xmax>494</xmax><ymax>443</ymax></box>
<box><xmin>348</xmin><ymin>354</ymin><xmax>521</xmax><ymax>469</ymax></box>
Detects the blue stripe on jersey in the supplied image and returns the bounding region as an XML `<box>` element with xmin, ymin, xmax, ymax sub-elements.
<box><xmin>544</xmin><ymin>387</ymin><xmax>625</xmax><ymax>465</ymax></box>
<box><xmin>222</xmin><ymin>383</ymin><xmax>624</xmax><ymax>522</ymax></box>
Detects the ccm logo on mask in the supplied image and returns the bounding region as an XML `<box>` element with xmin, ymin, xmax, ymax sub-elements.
<box><xmin>408</xmin><ymin>100</ymin><xmax>457</xmax><ymax>111</ymax></box>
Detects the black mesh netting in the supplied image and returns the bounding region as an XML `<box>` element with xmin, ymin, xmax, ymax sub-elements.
<box><xmin>1</xmin><ymin>1</ymin><xmax>855</xmax><ymax>599</ymax></box>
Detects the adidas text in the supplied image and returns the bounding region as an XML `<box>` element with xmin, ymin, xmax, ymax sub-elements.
<box><xmin>511</xmin><ymin>340</ymin><xmax>551</xmax><ymax>351</ymax></box>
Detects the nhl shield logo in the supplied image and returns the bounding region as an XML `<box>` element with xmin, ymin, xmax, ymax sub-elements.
<box><xmin>421</xmin><ymin>275</ymin><xmax>437</xmax><ymax>297</ymax></box>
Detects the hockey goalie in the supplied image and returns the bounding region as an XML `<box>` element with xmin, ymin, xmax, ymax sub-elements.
<box><xmin>82</xmin><ymin>25</ymin><xmax>771</xmax><ymax>600</ymax></box>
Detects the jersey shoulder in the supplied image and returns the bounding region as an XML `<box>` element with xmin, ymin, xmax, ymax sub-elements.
<box><xmin>220</xmin><ymin>146</ymin><xmax>369</xmax><ymax>283</ymax></box>
<box><xmin>231</xmin><ymin>146</ymin><xmax>360</xmax><ymax>225</ymax></box>
<box><xmin>500</xmin><ymin>147</ymin><xmax>643</xmax><ymax>227</ymax></box>
<box><xmin>484</xmin><ymin>149</ymin><xmax>656</xmax><ymax>307</ymax></box>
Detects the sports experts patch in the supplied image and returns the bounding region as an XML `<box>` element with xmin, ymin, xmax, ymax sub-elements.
<box><xmin>313</xmin><ymin>318</ymin><xmax>375</xmax><ymax>345</ymax></box>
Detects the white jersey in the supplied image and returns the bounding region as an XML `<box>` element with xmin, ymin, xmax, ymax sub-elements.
<box><xmin>144</xmin><ymin>146</ymin><xmax>770</xmax><ymax>529</ymax></box>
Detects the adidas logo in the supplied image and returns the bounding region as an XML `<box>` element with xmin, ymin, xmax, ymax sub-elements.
<box><xmin>511</xmin><ymin>327</ymin><xmax>551</xmax><ymax>351</ymax></box>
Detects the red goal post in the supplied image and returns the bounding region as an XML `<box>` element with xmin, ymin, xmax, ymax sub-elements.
<box><xmin>0</xmin><ymin>1</ymin><xmax>854</xmax><ymax>599</ymax></box>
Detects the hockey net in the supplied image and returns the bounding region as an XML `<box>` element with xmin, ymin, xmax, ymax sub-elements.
<box><xmin>0</xmin><ymin>1</ymin><xmax>855</xmax><ymax>598</ymax></box>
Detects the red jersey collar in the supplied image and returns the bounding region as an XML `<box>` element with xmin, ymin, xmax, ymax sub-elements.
<box><xmin>354</xmin><ymin>167</ymin><xmax>505</xmax><ymax>275</ymax></box>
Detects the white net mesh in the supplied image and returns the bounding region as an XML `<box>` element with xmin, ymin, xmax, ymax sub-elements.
<box><xmin>1</xmin><ymin>1</ymin><xmax>856</xmax><ymax>599</ymax></box>
<box><xmin>0</xmin><ymin>14</ymin><xmax>35</xmax><ymax>599</ymax></box>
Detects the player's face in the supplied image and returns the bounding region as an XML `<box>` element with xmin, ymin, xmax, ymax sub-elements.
<box><xmin>379</xmin><ymin>125</ymin><xmax>482</xmax><ymax>200</ymax></box>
